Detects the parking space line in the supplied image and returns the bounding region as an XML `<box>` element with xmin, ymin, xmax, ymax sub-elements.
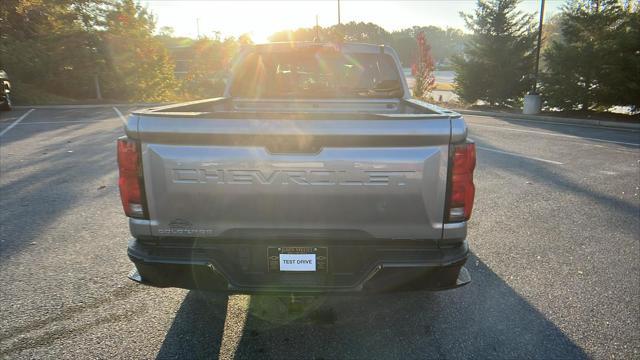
<box><xmin>0</xmin><ymin>109</ymin><xmax>35</xmax><ymax>137</ymax></box>
<box><xmin>470</xmin><ymin>123</ymin><xmax>640</xmax><ymax>147</ymax></box>
<box><xmin>477</xmin><ymin>146</ymin><xmax>564</xmax><ymax>165</ymax></box>
<box><xmin>113</xmin><ymin>106</ymin><xmax>127</xmax><ymax>124</ymax></box>
<box><xmin>14</xmin><ymin>119</ymin><xmax>121</xmax><ymax>125</ymax></box>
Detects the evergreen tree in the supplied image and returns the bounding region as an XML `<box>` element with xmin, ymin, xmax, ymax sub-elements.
<box><xmin>452</xmin><ymin>0</ymin><xmax>536</xmax><ymax>106</ymax></box>
<box><xmin>542</xmin><ymin>0</ymin><xmax>640</xmax><ymax>111</ymax></box>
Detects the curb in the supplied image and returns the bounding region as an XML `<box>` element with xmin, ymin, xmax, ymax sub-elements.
<box><xmin>455</xmin><ymin>109</ymin><xmax>640</xmax><ymax>131</ymax></box>
<box><xmin>13</xmin><ymin>103</ymin><xmax>167</xmax><ymax>109</ymax></box>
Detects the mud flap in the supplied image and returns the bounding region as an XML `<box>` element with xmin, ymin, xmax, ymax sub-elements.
<box><xmin>456</xmin><ymin>266</ymin><xmax>471</xmax><ymax>287</ymax></box>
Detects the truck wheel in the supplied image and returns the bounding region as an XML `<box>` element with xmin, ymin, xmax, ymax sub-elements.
<box><xmin>1</xmin><ymin>94</ymin><xmax>11</xmax><ymax>111</ymax></box>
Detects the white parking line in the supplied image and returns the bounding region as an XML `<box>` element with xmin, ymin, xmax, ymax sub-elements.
<box><xmin>477</xmin><ymin>146</ymin><xmax>564</xmax><ymax>165</ymax></box>
<box><xmin>113</xmin><ymin>106</ymin><xmax>127</xmax><ymax>124</ymax></box>
<box><xmin>0</xmin><ymin>109</ymin><xmax>35</xmax><ymax>137</ymax></box>
<box><xmin>470</xmin><ymin>123</ymin><xmax>640</xmax><ymax>147</ymax></box>
<box><xmin>13</xmin><ymin>119</ymin><xmax>121</xmax><ymax>125</ymax></box>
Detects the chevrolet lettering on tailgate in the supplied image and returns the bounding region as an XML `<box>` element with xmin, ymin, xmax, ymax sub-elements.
<box><xmin>172</xmin><ymin>168</ymin><xmax>415</xmax><ymax>186</ymax></box>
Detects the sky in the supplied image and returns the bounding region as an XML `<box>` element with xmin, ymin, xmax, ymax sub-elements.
<box><xmin>142</xmin><ymin>0</ymin><xmax>565</xmax><ymax>43</ymax></box>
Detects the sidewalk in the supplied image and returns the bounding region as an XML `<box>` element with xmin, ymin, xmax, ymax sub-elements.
<box><xmin>455</xmin><ymin>109</ymin><xmax>640</xmax><ymax>131</ymax></box>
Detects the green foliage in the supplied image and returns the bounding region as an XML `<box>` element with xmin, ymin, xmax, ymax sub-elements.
<box><xmin>270</xmin><ymin>21</ymin><xmax>393</xmax><ymax>45</ymax></box>
<box><xmin>452</xmin><ymin>0</ymin><xmax>537</xmax><ymax>106</ymax></box>
<box><xmin>269</xmin><ymin>22</ymin><xmax>467</xmax><ymax>68</ymax></box>
<box><xmin>174</xmin><ymin>37</ymin><xmax>242</xmax><ymax>99</ymax></box>
<box><xmin>10</xmin><ymin>80</ymin><xmax>79</xmax><ymax>105</ymax></box>
<box><xmin>7</xmin><ymin>1</ymin><xmax>635</xmax><ymax>111</ymax></box>
<box><xmin>391</xmin><ymin>26</ymin><xmax>467</xmax><ymax>67</ymax></box>
<box><xmin>0</xmin><ymin>0</ymin><xmax>109</xmax><ymax>99</ymax></box>
<box><xmin>541</xmin><ymin>0</ymin><xmax>640</xmax><ymax>111</ymax></box>
<box><xmin>0</xmin><ymin>0</ymin><xmax>178</xmax><ymax>103</ymax></box>
<box><xmin>101</xmin><ymin>0</ymin><xmax>177</xmax><ymax>102</ymax></box>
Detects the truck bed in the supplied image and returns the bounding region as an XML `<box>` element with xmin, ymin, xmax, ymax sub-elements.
<box><xmin>133</xmin><ymin>97</ymin><xmax>460</xmax><ymax>119</ymax></box>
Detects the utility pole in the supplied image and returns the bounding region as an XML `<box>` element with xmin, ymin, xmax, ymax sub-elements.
<box><xmin>337</xmin><ymin>0</ymin><xmax>341</xmax><ymax>24</ymax></box>
<box><xmin>532</xmin><ymin>0</ymin><xmax>545</xmax><ymax>94</ymax></box>
<box><xmin>196</xmin><ymin>18</ymin><xmax>200</xmax><ymax>39</ymax></box>
<box><xmin>315</xmin><ymin>14</ymin><xmax>320</xmax><ymax>41</ymax></box>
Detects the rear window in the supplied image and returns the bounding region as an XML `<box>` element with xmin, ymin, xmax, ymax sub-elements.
<box><xmin>230</xmin><ymin>48</ymin><xmax>403</xmax><ymax>99</ymax></box>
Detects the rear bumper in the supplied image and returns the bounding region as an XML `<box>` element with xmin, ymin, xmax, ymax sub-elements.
<box><xmin>127</xmin><ymin>238</ymin><xmax>470</xmax><ymax>294</ymax></box>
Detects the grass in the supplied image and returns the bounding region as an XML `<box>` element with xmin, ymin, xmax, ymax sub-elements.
<box><xmin>433</xmin><ymin>83</ymin><xmax>455</xmax><ymax>91</ymax></box>
<box><xmin>11</xmin><ymin>81</ymin><xmax>79</xmax><ymax>105</ymax></box>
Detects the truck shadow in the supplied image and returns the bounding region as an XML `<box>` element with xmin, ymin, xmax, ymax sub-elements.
<box><xmin>156</xmin><ymin>254</ymin><xmax>588</xmax><ymax>359</ymax></box>
<box><xmin>0</xmin><ymin>118</ymin><xmax>124</xmax><ymax>261</ymax></box>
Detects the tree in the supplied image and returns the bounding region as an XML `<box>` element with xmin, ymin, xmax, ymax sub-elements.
<box><xmin>0</xmin><ymin>0</ymin><xmax>181</xmax><ymax>102</ymax></box>
<box><xmin>452</xmin><ymin>0</ymin><xmax>536</xmax><ymax>106</ymax></box>
<box><xmin>391</xmin><ymin>26</ymin><xmax>467</xmax><ymax>67</ymax></box>
<box><xmin>0</xmin><ymin>0</ymin><xmax>109</xmax><ymax>99</ymax></box>
<box><xmin>269</xmin><ymin>22</ymin><xmax>392</xmax><ymax>45</ymax></box>
<box><xmin>412</xmin><ymin>32</ymin><xmax>436</xmax><ymax>98</ymax></box>
<box><xmin>269</xmin><ymin>23</ymin><xmax>467</xmax><ymax>68</ymax></box>
<box><xmin>542</xmin><ymin>0</ymin><xmax>640</xmax><ymax>111</ymax></box>
<box><xmin>101</xmin><ymin>0</ymin><xmax>177</xmax><ymax>102</ymax></box>
<box><xmin>178</xmin><ymin>36</ymin><xmax>244</xmax><ymax>99</ymax></box>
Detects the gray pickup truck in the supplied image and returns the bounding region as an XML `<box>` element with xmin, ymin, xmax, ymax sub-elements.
<box><xmin>119</xmin><ymin>42</ymin><xmax>476</xmax><ymax>293</ymax></box>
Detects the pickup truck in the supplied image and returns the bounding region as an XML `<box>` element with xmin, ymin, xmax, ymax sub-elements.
<box><xmin>119</xmin><ymin>42</ymin><xmax>476</xmax><ymax>293</ymax></box>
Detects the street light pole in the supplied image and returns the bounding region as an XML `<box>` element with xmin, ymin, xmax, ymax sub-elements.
<box><xmin>532</xmin><ymin>0</ymin><xmax>546</xmax><ymax>94</ymax></box>
<box><xmin>338</xmin><ymin>0</ymin><xmax>341</xmax><ymax>25</ymax></box>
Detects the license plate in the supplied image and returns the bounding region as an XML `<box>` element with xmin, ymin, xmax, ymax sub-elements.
<box><xmin>268</xmin><ymin>247</ymin><xmax>328</xmax><ymax>272</ymax></box>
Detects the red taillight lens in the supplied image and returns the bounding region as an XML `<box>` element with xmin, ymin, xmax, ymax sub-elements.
<box><xmin>117</xmin><ymin>137</ymin><xmax>147</xmax><ymax>218</ymax></box>
<box><xmin>447</xmin><ymin>141</ymin><xmax>476</xmax><ymax>222</ymax></box>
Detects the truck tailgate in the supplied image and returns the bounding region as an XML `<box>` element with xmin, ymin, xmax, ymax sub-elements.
<box><xmin>137</xmin><ymin>116</ymin><xmax>451</xmax><ymax>241</ymax></box>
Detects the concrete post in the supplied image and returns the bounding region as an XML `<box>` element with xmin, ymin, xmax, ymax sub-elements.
<box><xmin>523</xmin><ymin>94</ymin><xmax>542</xmax><ymax>114</ymax></box>
<box><xmin>94</xmin><ymin>74</ymin><xmax>102</xmax><ymax>100</ymax></box>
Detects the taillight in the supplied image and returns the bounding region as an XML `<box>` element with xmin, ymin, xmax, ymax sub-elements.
<box><xmin>117</xmin><ymin>137</ymin><xmax>147</xmax><ymax>218</ymax></box>
<box><xmin>446</xmin><ymin>141</ymin><xmax>476</xmax><ymax>222</ymax></box>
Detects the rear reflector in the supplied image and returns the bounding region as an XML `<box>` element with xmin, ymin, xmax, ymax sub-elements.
<box><xmin>117</xmin><ymin>137</ymin><xmax>147</xmax><ymax>218</ymax></box>
<box><xmin>447</xmin><ymin>141</ymin><xmax>476</xmax><ymax>222</ymax></box>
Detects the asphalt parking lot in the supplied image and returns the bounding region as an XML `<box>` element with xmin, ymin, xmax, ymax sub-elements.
<box><xmin>0</xmin><ymin>106</ymin><xmax>638</xmax><ymax>359</ymax></box>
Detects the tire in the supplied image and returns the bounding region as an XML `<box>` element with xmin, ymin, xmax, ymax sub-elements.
<box><xmin>0</xmin><ymin>93</ymin><xmax>11</xmax><ymax>111</ymax></box>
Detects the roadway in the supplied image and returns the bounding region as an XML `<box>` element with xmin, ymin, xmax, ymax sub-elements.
<box><xmin>0</xmin><ymin>106</ymin><xmax>638</xmax><ymax>359</ymax></box>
